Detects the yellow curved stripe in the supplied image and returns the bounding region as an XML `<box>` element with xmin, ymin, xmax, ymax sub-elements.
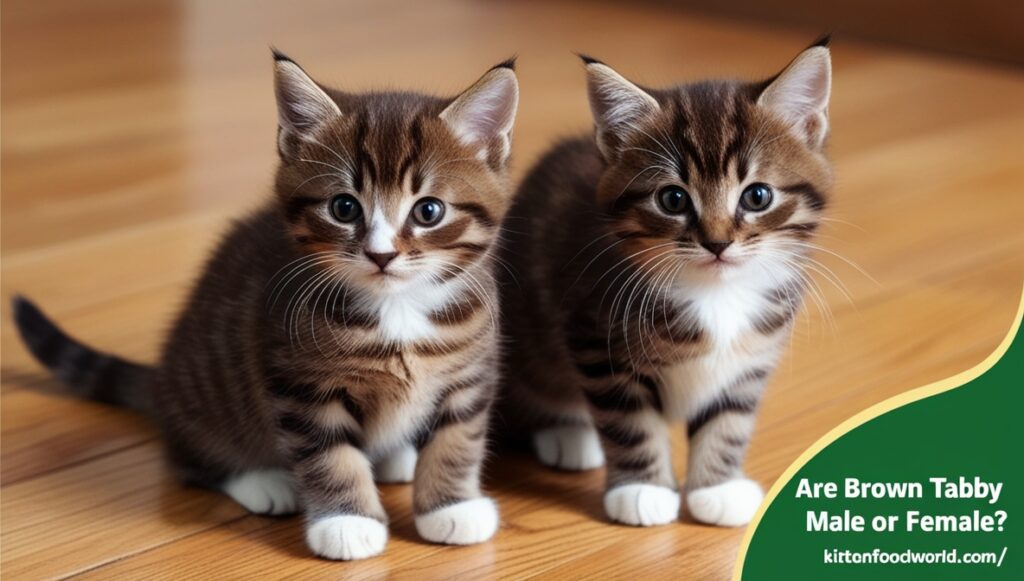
<box><xmin>732</xmin><ymin>285</ymin><xmax>1024</xmax><ymax>580</ymax></box>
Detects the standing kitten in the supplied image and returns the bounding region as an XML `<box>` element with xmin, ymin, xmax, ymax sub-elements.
<box><xmin>14</xmin><ymin>52</ymin><xmax>519</xmax><ymax>560</ymax></box>
<box><xmin>500</xmin><ymin>40</ymin><xmax>832</xmax><ymax>527</ymax></box>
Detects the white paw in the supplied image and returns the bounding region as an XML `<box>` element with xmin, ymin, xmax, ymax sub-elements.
<box><xmin>374</xmin><ymin>445</ymin><xmax>417</xmax><ymax>484</ymax></box>
<box><xmin>415</xmin><ymin>497</ymin><xmax>499</xmax><ymax>545</ymax></box>
<box><xmin>533</xmin><ymin>425</ymin><xmax>605</xmax><ymax>470</ymax></box>
<box><xmin>306</xmin><ymin>515</ymin><xmax>388</xmax><ymax>560</ymax></box>
<box><xmin>687</xmin><ymin>478</ymin><xmax>764</xmax><ymax>527</ymax></box>
<box><xmin>223</xmin><ymin>469</ymin><xmax>299</xmax><ymax>515</ymax></box>
<box><xmin>604</xmin><ymin>483</ymin><xmax>680</xmax><ymax>526</ymax></box>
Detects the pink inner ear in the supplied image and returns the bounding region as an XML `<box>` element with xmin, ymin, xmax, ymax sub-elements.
<box><xmin>442</xmin><ymin>71</ymin><xmax>518</xmax><ymax>151</ymax></box>
<box><xmin>759</xmin><ymin>48</ymin><xmax>831</xmax><ymax>148</ymax></box>
<box><xmin>787</xmin><ymin>66</ymin><xmax>829</xmax><ymax>117</ymax></box>
<box><xmin>582</xmin><ymin>63</ymin><xmax>660</xmax><ymax>160</ymax></box>
<box><xmin>762</xmin><ymin>49</ymin><xmax>831</xmax><ymax>121</ymax></box>
<box><xmin>274</xmin><ymin>60</ymin><xmax>340</xmax><ymax>134</ymax></box>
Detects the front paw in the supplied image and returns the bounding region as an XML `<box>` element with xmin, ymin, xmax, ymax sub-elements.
<box><xmin>533</xmin><ymin>425</ymin><xmax>605</xmax><ymax>471</ymax></box>
<box><xmin>603</xmin><ymin>483</ymin><xmax>680</xmax><ymax>526</ymax></box>
<box><xmin>306</xmin><ymin>515</ymin><xmax>388</xmax><ymax>560</ymax></box>
<box><xmin>686</xmin><ymin>478</ymin><xmax>764</xmax><ymax>527</ymax></box>
<box><xmin>415</xmin><ymin>497</ymin><xmax>499</xmax><ymax>545</ymax></box>
<box><xmin>222</xmin><ymin>469</ymin><xmax>299</xmax><ymax>516</ymax></box>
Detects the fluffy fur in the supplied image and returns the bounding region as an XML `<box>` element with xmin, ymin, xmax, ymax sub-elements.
<box><xmin>14</xmin><ymin>51</ymin><xmax>519</xmax><ymax>560</ymax></box>
<box><xmin>499</xmin><ymin>40</ymin><xmax>833</xmax><ymax>527</ymax></box>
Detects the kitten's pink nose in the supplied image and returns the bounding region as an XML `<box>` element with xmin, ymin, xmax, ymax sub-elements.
<box><xmin>365</xmin><ymin>251</ymin><xmax>397</xmax><ymax>270</ymax></box>
<box><xmin>701</xmin><ymin>241</ymin><xmax>732</xmax><ymax>257</ymax></box>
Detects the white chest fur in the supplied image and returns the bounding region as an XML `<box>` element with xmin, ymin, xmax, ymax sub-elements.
<box><xmin>658</xmin><ymin>277</ymin><xmax>784</xmax><ymax>420</ymax></box>
<box><xmin>684</xmin><ymin>279</ymin><xmax>767</xmax><ymax>347</ymax></box>
<box><xmin>353</xmin><ymin>280</ymin><xmax>471</xmax><ymax>454</ymax></box>
<box><xmin>375</xmin><ymin>293</ymin><xmax>438</xmax><ymax>342</ymax></box>
<box><xmin>364</xmin><ymin>279</ymin><xmax>465</xmax><ymax>343</ymax></box>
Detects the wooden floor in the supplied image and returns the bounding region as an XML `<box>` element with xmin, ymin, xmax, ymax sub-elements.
<box><xmin>3</xmin><ymin>0</ymin><xmax>1023</xmax><ymax>579</ymax></box>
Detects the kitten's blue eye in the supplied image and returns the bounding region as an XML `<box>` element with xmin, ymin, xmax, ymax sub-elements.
<box><xmin>657</xmin><ymin>186</ymin><xmax>690</xmax><ymax>215</ymax></box>
<box><xmin>740</xmin><ymin>183</ymin><xmax>773</xmax><ymax>212</ymax></box>
<box><xmin>412</xmin><ymin>197</ymin><xmax>445</xmax><ymax>227</ymax></box>
<box><xmin>330</xmin><ymin>194</ymin><xmax>362</xmax><ymax>222</ymax></box>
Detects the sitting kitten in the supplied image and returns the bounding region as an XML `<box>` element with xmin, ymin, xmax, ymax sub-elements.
<box><xmin>499</xmin><ymin>39</ymin><xmax>832</xmax><ymax>527</ymax></box>
<box><xmin>14</xmin><ymin>51</ymin><xmax>519</xmax><ymax>560</ymax></box>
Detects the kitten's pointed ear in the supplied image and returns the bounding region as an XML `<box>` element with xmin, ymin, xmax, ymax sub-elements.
<box><xmin>272</xmin><ymin>50</ymin><xmax>341</xmax><ymax>157</ymax></box>
<box><xmin>440</xmin><ymin>59</ymin><xmax>519</xmax><ymax>167</ymax></box>
<box><xmin>757</xmin><ymin>38</ymin><xmax>832</xmax><ymax>149</ymax></box>
<box><xmin>582</xmin><ymin>56</ymin><xmax>660</xmax><ymax>160</ymax></box>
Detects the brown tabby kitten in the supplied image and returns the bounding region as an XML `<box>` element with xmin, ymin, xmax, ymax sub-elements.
<box><xmin>14</xmin><ymin>51</ymin><xmax>519</xmax><ymax>560</ymax></box>
<box><xmin>499</xmin><ymin>39</ymin><xmax>832</xmax><ymax>527</ymax></box>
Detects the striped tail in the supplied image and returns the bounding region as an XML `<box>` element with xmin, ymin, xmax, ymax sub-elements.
<box><xmin>12</xmin><ymin>296</ymin><xmax>153</xmax><ymax>413</ymax></box>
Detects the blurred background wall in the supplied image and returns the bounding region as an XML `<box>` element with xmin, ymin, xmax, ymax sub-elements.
<box><xmin>670</xmin><ymin>0</ymin><xmax>1023</xmax><ymax>65</ymax></box>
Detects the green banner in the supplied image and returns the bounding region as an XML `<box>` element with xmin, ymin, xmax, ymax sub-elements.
<box><xmin>739</xmin><ymin>290</ymin><xmax>1023</xmax><ymax>580</ymax></box>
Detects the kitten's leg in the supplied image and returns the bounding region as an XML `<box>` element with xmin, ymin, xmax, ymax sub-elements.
<box><xmin>374</xmin><ymin>443</ymin><xmax>417</xmax><ymax>484</ymax></box>
<box><xmin>161</xmin><ymin>430</ymin><xmax>300</xmax><ymax>515</ymax></box>
<box><xmin>413</xmin><ymin>380</ymin><xmax>497</xmax><ymax>545</ymax></box>
<box><xmin>585</xmin><ymin>371</ymin><xmax>679</xmax><ymax>527</ymax></box>
<box><xmin>275</xmin><ymin>392</ymin><xmax>387</xmax><ymax>561</ymax></box>
<box><xmin>299</xmin><ymin>444</ymin><xmax>388</xmax><ymax>561</ymax></box>
<box><xmin>505</xmin><ymin>374</ymin><xmax>604</xmax><ymax>470</ymax></box>
<box><xmin>683</xmin><ymin>372</ymin><xmax>767</xmax><ymax>527</ymax></box>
